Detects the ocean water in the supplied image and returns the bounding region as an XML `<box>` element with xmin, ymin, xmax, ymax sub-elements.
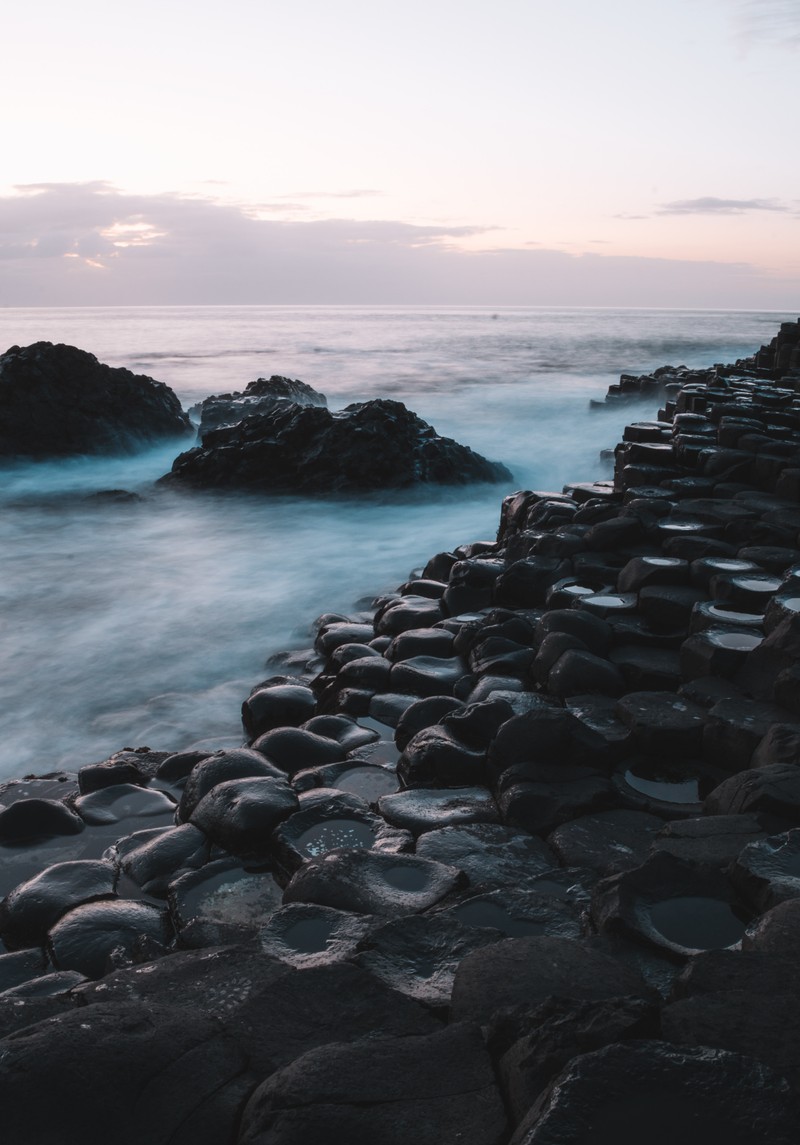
<box><xmin>0</xmin><ymin>306</ymin><xmax>790</xmax><ymax>780</ymax></box>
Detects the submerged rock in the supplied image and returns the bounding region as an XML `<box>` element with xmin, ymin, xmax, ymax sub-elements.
<box><xmin>162</xmin><ymin>398</ymin><xmax>511</xmax><ymax>492</ymax></box>
<box><xmin>0</xmin><ymin>341</ymin><xmax>192</xmax><ymax>457</ymax></box>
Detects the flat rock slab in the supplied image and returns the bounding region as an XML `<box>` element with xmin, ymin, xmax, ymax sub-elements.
<box><xmin>498</xmin><ymin>770</ymin><xmax>616</xmax><ymax>836</ymax></box>
<box><xmin>512</xmin><ymin>1040</ymin><xmax>800</xmax><ymax>1145</ymax></box>
<box><xmin>438</xmin><ymin>886</ymin><xmax>582</xmax><ymax>942</ymax></box>
<box><xmin>732</xmin><ymin>828</ymin><xmax>800</xmax><ymax>911</ymax></box>
<box><xmin>354</xmin><ymin>913</ymin><xmax>503</xmax><ymax>1007</ymax></box>
<box><xmin>415</xmin><ymin>822</ymin><xmax>557</xmax><ymax>891</ymax></box>
<box><xmin>238</xmin><ymin>1022</ymin><xmax>508</xmax><ymax>1145</ymax></box>
<box><xmin>75</xmin><ymin>944</ymin><xmax>291</xmax><ymax>1015</ymax></box>
<box><xmin>615</xmin><ymin>693</ymin><xmax>706</xmax><ymax>758</ymax></box>
<box><xmin>548</xmin><ymin>809</ymin><xmax>663</xmax><ymax>876</ymax></box>
<box><xmin>450</xmin><ymin>936</ymin><xmax>649</xmax><ymax>1025</ymax></box>
<box><xmin>378</xmin><ymin>786</ymin><xmax>500</xmax><ymax>833</ymax></box>
<box><xmin>496</xmin><ymin>995</ymin><xmax>659</xmax><ymax>1126</ymax></box>
<box><xmin>259</xmin><ymin>903</ymin><xmax>378</xmax><ymax>967</ymax></box>
<box><xmin>0</xmin><ymin>1001</ymin><xmax>253</xmax><ymax>1145</ymax></box>
<box><xmin>652</xmin><ymin>814</ymin><xmax>767</xmax><ymax>868</ymax></box>
<box><xmin>214</xmin><ymin>960</ymin><xmax>439</xmax><ymax>1077</ymax></box>
<box><xmin>662</xmin><ymin>989</ymin><xmax>800</xmax><ymax>1089</ymax></box>
<box><xmin>283</xmin><ymin>848</ymin><xmax>467</xmax><ymax>915</ymax></box>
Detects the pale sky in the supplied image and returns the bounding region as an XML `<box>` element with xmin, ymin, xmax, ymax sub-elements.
<box><xmin>1</xmin><ymin>0</ymin><xmax>798</xmax><ymax>306</ymax></box>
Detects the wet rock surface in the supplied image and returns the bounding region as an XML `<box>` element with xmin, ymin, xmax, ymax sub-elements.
<box><xmin>5</xmin><ymin>320</ymin><xmax>800</xmax><ymax>1140</ymax></box>
<box><xmin>193</xmin><ymin>374</ymin><xmax>327</xmax><ymax>436</ymax></box>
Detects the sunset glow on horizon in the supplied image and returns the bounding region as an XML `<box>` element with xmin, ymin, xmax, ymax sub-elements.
<box><xmin>2</xmin><ymin>0</ymin><xmax>798</xmax><ymax>306</ymax></box>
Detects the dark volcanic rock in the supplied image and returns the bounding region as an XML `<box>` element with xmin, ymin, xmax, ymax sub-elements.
<box><xmin>496</xmin><ymin>995</ymin><xmax>659</xmax><ymax>1126</ymax></box>
<box><xmin>258</xmin><ymin>903</ymin><xmax>378</xmax><ymax>967</ymax></box>
<box><xmin>0</xmin><ymin>1000</ymin><xmax>254</xmax><ymax>1145</ymax></box>
<box><xmin>163</xmin><ymin>398</ymin><xmax>511</xmax><ymax>492</ymax></box>
<box><xmin>238</xmin><ymin>1022</ymin><xmax>507</xmax><ymax>1145</ymax></box>
<box><xmin>189</xmin><ymin>776</ymin><xmax>298</xmax><ymax>856</ymax></box>
<box><xmin>0</xmin><ymin>859</ymin><xmax>116</xmax><ymax>949</ymax></box>
<box><xmin>175</xmin><ymin>749</ymin><xmax>286</xmax><ymax>821</ymax></box>
<box><xmin>283</xmin><ymin>848</ymin><xmax>467</xmax><ymax>915</ymax></box>
<box><xmin>0</xmin><ymin>341</ymin><xmax>192</xmax><ymax>457</ymax></box>
<box><xmin>0</xmin><ymin>797</ymin><xmax>85</xmax><ymax>842</ymax></box>
<box><xmin>415</xmin><ymin>822</ymin><xmax>558</xmax><ymax>890</ymax></box>
<box><xmin>48</xmin><ymin>900</ymin><xmax>169</xmax><ymax>978</ymax></box>
<box><xmin>354</xmin><ymin>913</ymin><xmax>504</xmax><ymax>1006</ymax></box>
<box><xmin>513</xmin><ymin>1040</ymin><xmax>800</xmax><ymax>1145</ymax></box>
<box><xmin>194</xmin><ymin>374</ymin><xmax>327</xmax><ymax>435</ymax></box>
<box><xmin>452</xmin><ymin>936</ymin><xmax>649</xmax><ymax>1026</ymax></box>
<box><xmin>168</xmin><ymin>859</ymin><xmax>284</xmax><ymax>946</ymax></box>
<box><xmin>591</xmin><ymin>852</ymin><xmax>749</xmax><ymax>959</ymax></box>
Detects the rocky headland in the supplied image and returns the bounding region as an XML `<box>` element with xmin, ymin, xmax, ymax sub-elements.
<box><xmin>0</xmin><ymin>341</ymin><xmax>193</xmax><ymax>456</ymax></box>
<box><xmin>166</xmin><ymin>388</ymin><xmax>512</xmax><ymax>492</ymax></box>
<box><xmin>1</xmin><ymin>319</ymin><xmax>800</xmax><ymax>1143</ymax></box>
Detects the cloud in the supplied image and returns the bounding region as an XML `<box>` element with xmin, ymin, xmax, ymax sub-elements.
<box><xmin>658</xmin><ymin>196</ymin><xmax>791</xmax><ymax>215</ymax></box>
<box><xmin>0</xmin><ymin>182</ymin><xmax>797</xmax><ymax>309</ymax></box>
<box><xmin>731</xmin><ymin>0</ymin><xmax>800</xmax><ymax>48</ymax></box>
<box><xmin>284</xmin><ymin>189</ymin><xmax>383</xmax><ymax>200</ymax></box>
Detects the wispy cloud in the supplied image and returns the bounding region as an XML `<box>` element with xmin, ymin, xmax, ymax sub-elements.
<box><xmin>284</xmin><ymin>189</ymin><xmax>383</xmax><ymax>200</ymax></box>
<box><xmin>0</xmin><ymin>182</ymin><xmax>797</xmax><ymax>309</ymax></box>
<box><xmin>657</xmin><ymin>196</ymin><xmax>791</xmax><ymax>215</ymax></box>
<box><xmin>732</xmin><ymin>0</ymin><xmax>800</xmax><ymax>48</ymax></box>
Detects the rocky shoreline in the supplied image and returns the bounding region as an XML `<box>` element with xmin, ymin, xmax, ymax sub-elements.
<box><xmin>2</xmin><ymin>319</ymin><xmax>800</xmax><ymax>1143</ymax></box>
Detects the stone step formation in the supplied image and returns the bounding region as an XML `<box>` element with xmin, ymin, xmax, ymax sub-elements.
<box><xmin>2</xmin><ymin>319</ymin><xmax>800</xmax><ymax>1143</ymax></box>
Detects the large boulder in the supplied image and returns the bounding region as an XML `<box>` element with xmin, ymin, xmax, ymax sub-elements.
<box><xmin>162</xmin><ymin>398</ymin><xmax>511</xmax><ymax>492</ymax></box>
<box><xmin>0</xmin><ymin>342</ymin><xmax>192</xmax><ymax>456</ymax></box>
<box><xmin>193</xmin><ymin>375</ymin><xmax>327</xmax><ymax>436</ymax></box>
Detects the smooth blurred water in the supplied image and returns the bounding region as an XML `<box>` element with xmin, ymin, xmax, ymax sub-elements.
<box><xmin>0</xmin><ymin>306</ymin><xmax>790</xmax><ymax>778</ymax></box>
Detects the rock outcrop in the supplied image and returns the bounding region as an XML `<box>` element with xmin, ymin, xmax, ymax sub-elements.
<box><xmin>192</xmin><ymin>375</ymin><xmax>327</xmax><ymax>436</ymax></box>
<box><xmin>0</xmin><ymin>342</ymin><xmax>192</xmax><ymax>457</ymax></box>
<box><xmin>163</xmin><ymin>397</ymin><xmax>511</xmax><ymax>492</ymax></box>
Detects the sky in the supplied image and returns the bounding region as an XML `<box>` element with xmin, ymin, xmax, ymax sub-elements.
<box><xmin>1</xmin><ymin>0</ymin><xmax>798</xmax><ymax>307</ymax></box>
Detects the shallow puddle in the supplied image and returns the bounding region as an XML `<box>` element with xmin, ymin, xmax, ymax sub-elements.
<box><xmin>453</xmin><ymin>899</ymin><xmax>544</xmax><ymax>936</ymax></box>
<box><xmin>281</xmin><ymin>916</ymin><xmax>336</xmax><ymax>953</ymax></box>
<box><xmin>295</xmin><ymin>818</ymin><xmax>376</xmax><ymax>858</ymax></box>
<box><xmin>624</xmin><ymin>765</ymin><xmax>700</xmax><ymax>805</ymax></box>
<box><xmin>332</xmin><ymin>766</ymin><xmax>398</xmax><ymax>801</ymax></box>
<box><xmin>647</xmin><ymin>896</ymin><xmax>747</xmax><ymax>950</ymax></box>
<box><xmin>382</xmin><ymin>864</ymin><xmax>430</xmax><ymax>891</ymax></box>
<box><xmin>710</xmin><ymin>631</ymin><xmax>762</xmax><ymax>651</ymax></box>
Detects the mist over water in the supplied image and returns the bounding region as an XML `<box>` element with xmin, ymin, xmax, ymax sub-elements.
<box><xmin>0</xmin><ymin>306</ymin><xmax>789</xmax><ymax>778</ymax></box>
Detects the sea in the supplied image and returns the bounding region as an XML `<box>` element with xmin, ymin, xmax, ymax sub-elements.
<box><xmin>0</xmin><ymin>306</ymin><xmax>791</xmax><ymax>781</ymax></box>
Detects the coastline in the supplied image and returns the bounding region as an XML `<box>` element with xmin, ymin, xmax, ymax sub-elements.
<box><xmin>1</xmin><ymin>317</ymin><xmax>800</xmax><ymax>1141</ymax></box>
